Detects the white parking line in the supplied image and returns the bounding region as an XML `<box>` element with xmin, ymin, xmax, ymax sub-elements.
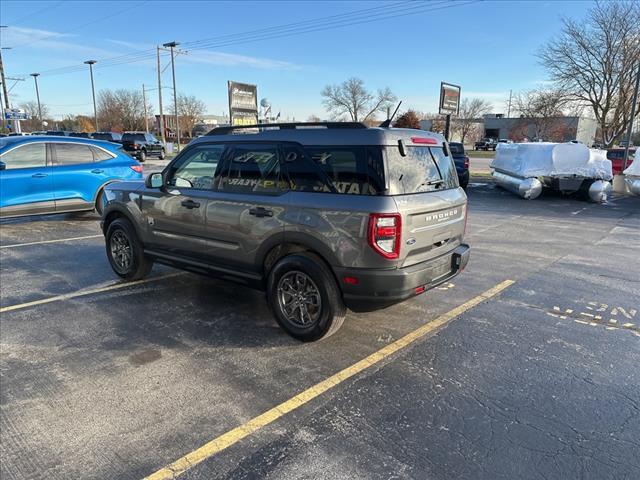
<box><xmin>0</xmin><ymin>234</ymin><xmax>103</xmax><ymax>250</ymax></box>
<box><xmin>0</xmin><ymin>272</ymin><xmax>182</xmax><ymax>313</ymax></box>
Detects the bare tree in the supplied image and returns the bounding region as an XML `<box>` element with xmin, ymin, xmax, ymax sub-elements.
<box><xmin>538</xmin><ymin>1</ymin><xmax>640</xmax><ymax>147</ymax></box>
<box><xmin>306</xmin><ymin>114</ymin><xmax>322</xmax><ymax>122</ymax></box>
<box><xmin>393</xmin><ymin>110</ymin><xmax>422</xmax><ymax>129</ymax></box>
<box><xmin>19</xmin><ymin>101</ymin><xmax>50</xmax><ymax>131</ymax></box>
<box><xmin>173</xmin><ymin>93</ymin><xmax>206</xmax><ymax>137</ymax></box>
<box><xmin>511</xmin><ymin>89</ymin><xmax>575</xmax><ymax>141</ymax></box>
<box><xmin>453</xmin><ymin>98</ymin><xmax>492</xmax><ymax>144</ymax></box>
<box><xmin>97</xmin><ymin>89</ymin><xmax>151</xmax><ymax>132</ymax></box>
<box><xmin>321</xmin><ymin>77</ymin><xmax>396</xmax><ymax>122</ymax></box>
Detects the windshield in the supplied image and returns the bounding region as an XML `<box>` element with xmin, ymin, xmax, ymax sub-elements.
<box><xmin>385</xmin><ymin>146</ymin><xmax>459</xmax><ymax>194</ymax></box>
<box><xmin>122</xmin><ymin>133</ymin><xmax>145</xmax><ymax>142</ymax></box>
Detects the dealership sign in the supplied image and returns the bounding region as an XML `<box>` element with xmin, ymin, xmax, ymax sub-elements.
<box><xmin>439</xmin><ymin>82</ymin><xmax>461</xmax><ymax>116</ymax></box>
<box><xmin>4</xmin><ymin>109</ymin><xmax>29</xmax><ymax>120</ymax></box>
<box><xmin>228</xmin><ymin>81</ymin><xmax>258</xmax><ymax>126</ymax></box>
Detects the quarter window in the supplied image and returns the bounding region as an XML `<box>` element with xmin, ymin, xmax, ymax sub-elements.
<box><xmin>220</xmin><ymin>144</ymin><xmax>282</xmax><ymax>194</ymax></box>
<box><xmin>53</xmin><ymin>144</ymin><xmax>95</xmax><ymax>165</ymax></box>
<box><xmin>166</xmin><ymin>145</ymin><xmax>225</xmax><ymax>190</ymax></box>
<box><xmin>0</xmin><ymin>143</ymin><xmax>47</xmax><ymax>169</ymax></box>
<box><xmin>302</xmin><ymin>146</ymin><xmax>385</xmax><ymax>195</ymax></box>
<box><xmin>91</xmin><ymin>147</ymin><xmax>115</xmax><ymax>161</ymax></box>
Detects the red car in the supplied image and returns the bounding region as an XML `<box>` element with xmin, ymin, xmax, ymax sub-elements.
<box><xmin>607</xmin><ymin>148</ymin><xmax>635</xmax><ymax>175</ymax></box>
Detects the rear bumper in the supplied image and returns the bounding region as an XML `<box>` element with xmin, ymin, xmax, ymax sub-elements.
<box><xmin>336</xmin><ymin>244</ymin><xmax>470</xmax><ymax>311</ymax></box>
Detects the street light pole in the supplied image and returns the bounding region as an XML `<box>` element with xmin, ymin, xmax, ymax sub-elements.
<box><xmin>156</xmin><ymin>46</ymin><xmax>166</xmax><ymax>145</ymax></box>
<box><xmin>623</xmin><ymin>62</ymin><xmax>640</xmax><ymax>172</ymax></box>
<box><xmin>30</xmin><ymin>73</ymin><xmax>43</xmax><ymax>128</ymax></box>
<box><xmin>84</xmin><ymin>60</ymin><xmax>98</xmax><ymax>131</ymax></box>
<box><xmin>163</xmin><ymin>41</ymin><xmax>180</xmax><ymax>152</ymax></box>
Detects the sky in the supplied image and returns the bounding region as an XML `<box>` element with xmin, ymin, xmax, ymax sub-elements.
<box><xmin>0</xmin><ymin>0</ymin><xmax>593</xmax><ymax>122</ymax></box>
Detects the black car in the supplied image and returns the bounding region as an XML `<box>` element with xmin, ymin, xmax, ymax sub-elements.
<box><xmin>448</xmin><ymin>142</ymin><xmax>469</xmax><ymax>189</ymax></box>
<box><xmin>474</xmin><ymin>138</ymin><xmax>497</xmax><ymax>151</ymax></box>
<box><xmin>121</xmin><ymin>132</ymin><xmax>165</xmax><ymax>162</ymax></box>
<box><xmin>69</xmin><ymin>132</ymin><xmax>92</xmax><ymax>138</ymax></box>
<box><xmin>46</xmin><ymin>130</ymin><xmax>70</xmax><ymax>136</ymax></box>
<box><xmin>91</xmin><ymin>132</ymin><xmax>123</xmax><ymax>143</ymax></box>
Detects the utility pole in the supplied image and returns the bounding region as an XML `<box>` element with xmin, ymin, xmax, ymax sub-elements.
<box><xmin>142</xmin><ymin>83</ymin><xmax>149</xmax><ymax>133</ymax></box>
<box><xmin>84</xmin><ymin>60</ymin><xmax>98</xmax><ymax>131</ymax></box>
<box><xmin>156</xmin><ymin>46</ymin><xmax>165</xmax><ymax>145</ymax></box>
<box><xmin>507</xmin><ymin>89</ymin><xmax>513</xmax><ymax>117</ymax></box>
<box><xmin>623</xmin><ymin>63</ymin><xmax>640</xmax><ymax>171</ymax></box>
<box><xmin>163</xmin><ymin>41</ymin><xmax>180</xmax><ymax>152</ymax></box>
<box><xmin>0</xmin><ymin>48</ymin><xmax>9</xmax><ymax>111</ymax></box>
<box><xmin>31</xmin><ymin>73</ymin><xmax>43</xmax><ymax>128</ymax></box>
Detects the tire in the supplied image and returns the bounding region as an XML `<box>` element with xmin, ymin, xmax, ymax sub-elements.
<box><xmin>267</xmin><ymin>252</ymin><xmax>346</xmax><ymax>342</ymax></box>
<box><xmin>158</xmin><ymin>148</ymin><xmax>165</xmax><ymax>160</ymax></box>
<box><xmin>95</xmin><ymin>188</ymin><xmax>106</xmax><ymax>216</ymax></box>
<box><xmin>105</xmin><ymin>218</ymin><xmax>153</xmax><ymax>280</ymax></box>
<box><xmin>138</xmin><ymin>149</ymin><xmax>146</xmax><ymax>162</ymax></box>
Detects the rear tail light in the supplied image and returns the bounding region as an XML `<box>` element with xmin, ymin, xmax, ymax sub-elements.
<box><xmin>130</xmin><ymin>165</ymin><xmax>143</xmax><ymax>173</ymax></box>
<box><xmin>368</xmin><ymin>213</ymin><xmax>401</xmax><ymax>259</ymax></box>
<box><xmin>463</xmin><ymin>155</ymin><xmax>469</xmax><ymax>169</ymax></box>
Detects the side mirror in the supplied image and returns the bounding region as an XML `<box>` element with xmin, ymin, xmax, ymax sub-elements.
<box><xmin>145</xmin><ymin>172</ymin><xmax>163</xmax><ymax>188</ymax></box>
<box><xmin>0</xmin><ymin>161</ymin><xmax>5</xmax><ymax>171</ymax></box>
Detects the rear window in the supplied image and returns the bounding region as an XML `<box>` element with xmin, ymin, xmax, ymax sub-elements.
<box><xmin>449</xmin><ymin>143</ymin><xmax>464</xmax><ymax>155</ymax></box>
<box><xmin>385</xmin><ymin>146</ymin><xmax>459</xmax><ymax>194</ymax></box>
<box><xmin>122</xmin><ymin>133</ymin><xmax>145</xmax><ymax>142</ymax></box>
<box><xmin>93</xmin><ymin>133</ymin><xmax>112</xmax><ymax>141</ymax></box>
<box><xmin>607</xmin><ymin>150</ymin><xmax>635</xmax><ymax>160</ymax></box>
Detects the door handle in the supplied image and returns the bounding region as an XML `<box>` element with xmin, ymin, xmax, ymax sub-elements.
<box><xmin>248</xmin><ymin>207</ymin><xmax>273</xmax><ymax>218</ymax></box>
<box><xmin>181</xmin><ymin>199</ymin><xmax>201</xmax><ymax>209</ymax></box>
<box><xmin>32</xmin><ymin>173</ymin><xmax>48</xmax><ymax>178</ymax></box>
<box><xmin>91</xmin><ymin>169</ymin><xmax>104</xmax><ymax>174</ymax></box>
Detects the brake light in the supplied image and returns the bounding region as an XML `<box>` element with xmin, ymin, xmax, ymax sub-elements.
<box><xmin>343</xmin><ymin>276</ymin><xmax>359</xmax><ymax>285</ymax></box>
<box><xmin>130</xmin><ymin>165</ymin><xmax>143</xmax><ymax>173</ymax></box>
<box><xmin>411</xmin><ymin>136</ymin><xmax>438</xmax><ymax>145</ymax></box>
<box><xmin>463</xmin><ymin>155</ymin><xmax>469</xmax><ymax>169</ymax></box>
<box><xmin>368</xmin><ymin>213</ymin><xmax>401</xmax><ymax>259</ymax></box>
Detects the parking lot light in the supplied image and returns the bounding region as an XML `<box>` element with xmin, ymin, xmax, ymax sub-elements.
<box><xmin>84</xmin><ymin>60</ymin><xmax>98</xmax><ymax>131</ymax></box>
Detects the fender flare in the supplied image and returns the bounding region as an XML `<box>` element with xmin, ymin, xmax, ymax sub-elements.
<box><xmin>255</xmin><ymin>231</ymin><xmax>341</xmax><ymax>272</ymax></box>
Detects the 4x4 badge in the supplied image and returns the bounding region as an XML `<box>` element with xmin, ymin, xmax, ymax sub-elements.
<box><xmin>406</xmin><ymin>238</ymin><xmax>416</xmax><ymax>245</ymax></box>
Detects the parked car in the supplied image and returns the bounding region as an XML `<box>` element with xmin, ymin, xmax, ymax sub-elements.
<box><xmin>101</xmin><ymin>122</ymin><xmax>470</xmax><ymax>341</ymax></box>
<box><xmin>121</xmin><ymin>132</ymin><xmax>165</xmax><ymax>162</ymax></box>
<box><xmin>46</xmin><ymin>130</ymin><xmax>70</xmax><ymax>136</ymax></box>
<box><xmin>498</xmin><ymin>138</ymin><xmax>513</xmax><ymax>144</ymax></box>
<box><xmin>448</xmin><ymin>142</ymin><xmax>469</xmax><ymax>189</ymax></box>
<box><xmin>0</xmin><ymin>136</ymin><xmax>142</xmax><ymax>218</ymax></box>
<box><xmin>69</xmin><ymin>132</ymin><xmax>92</xmax><ymax>138</ymax></box>
<box><xmin>91</xmin><ymin>131</ymin><xmax>123</xmax><ymax>143</ymax></box>
<box><xmin>474</xmin><ymin>138</ymin><xmax>498</xmax><ymax>151</ymax></box>
<box><xmin>607</xmin><ymin>148</ymin><xmax>636</xmax><ymax>176</ymax></box>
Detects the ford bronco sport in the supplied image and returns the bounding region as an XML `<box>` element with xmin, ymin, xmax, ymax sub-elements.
<box><xmin>101</xmin><ymin>122</ymin><xmax>470</xmax><ymax>341</ymax></box>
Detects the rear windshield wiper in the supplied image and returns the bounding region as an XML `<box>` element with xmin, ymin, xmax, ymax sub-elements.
<box><xmin>421</xmin><ymin>179</ymin><xmax>444</xmax><ymax>188</ymax></box>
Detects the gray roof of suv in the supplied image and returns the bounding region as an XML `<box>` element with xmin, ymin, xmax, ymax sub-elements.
<box><xmin>192</xmin><ymin>124</ymin><xmax>445</xmax><ymax>147</ymax></box>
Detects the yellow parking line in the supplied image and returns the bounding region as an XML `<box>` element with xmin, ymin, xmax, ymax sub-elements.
<box><xmin>0</xmin><ymin>234</ymin><xmax>103</xmax><ymax>249</ymax></box>
<box><xmin>0</xmin><ymin>272</ymin><xmax>182</xmax><ymax>314</ymax></box>
<box><xmin>144</xmin><ymin>279</ymin><xmax>516</xmax><ymax>480</ymax></box>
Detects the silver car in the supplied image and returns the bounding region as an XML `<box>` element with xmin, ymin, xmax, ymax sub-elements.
<box><xmin>101</xmin><ymin>122</ymin><xmax>470</xmax><ymax>341</ymax></box>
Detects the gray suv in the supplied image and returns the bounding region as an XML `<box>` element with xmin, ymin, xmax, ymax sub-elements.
<box><xmin>101</xmin><ymin>122</ymin><xmax>470</xmax><ymax>341</ymax></box>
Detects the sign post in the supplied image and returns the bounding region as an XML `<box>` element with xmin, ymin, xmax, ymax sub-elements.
<box><xmin>439</xmin><ymin>82</ymin><xmax>461</xmax><ymax>141</ymax></box>
<box><xmin>228</xmin><ymin>81</ymin><xmax>258</xmax><ymax>127</ymax></box>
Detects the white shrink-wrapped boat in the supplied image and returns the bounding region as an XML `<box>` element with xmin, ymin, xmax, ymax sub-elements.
<box><xmin>490</xmin><ymin>142</ymin><xmax>613</xmax><ymax>202</ymax></box>
<box><xmin>623</xmin><ymin>157</ymin><xmax>640</xmax><ymax>195</ymax></box>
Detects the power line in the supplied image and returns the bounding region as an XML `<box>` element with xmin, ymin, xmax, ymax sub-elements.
<box><xmin>2</xmin><ymin>1</ymin><xmax>66</xmax><ymax>26</ymax></box>
<box><xmin>7</xmin><ymin>1</ymin><xmax>149</xmax><ymax>49</ymax></box>
<box><xmin>16</xmin><ymin>0</ymin><xmax>477</xmax><ymax>77</ymax></box>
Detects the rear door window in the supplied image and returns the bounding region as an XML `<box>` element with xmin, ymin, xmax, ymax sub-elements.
<box><xmin>122</xmin><ymin>133</ymin><xmax>145</xmax><ymax>142</ymax></box>
<box><xmin>219</xmin><ymin>144</ymin><xmax>282</xmax><ymax>194</ymax></box>
<box><xmin>52</xmin><ymin>143</ymin><xmax>95</xmax><ymax>165</ymax></box>
<box><xmin>385</xmin><ymin>146</ymin><xmax>459</xmax><ymax>194</ymax></box>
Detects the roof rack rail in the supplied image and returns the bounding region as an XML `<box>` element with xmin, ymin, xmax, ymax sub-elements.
<box><xmin>206</xmin><ymin>122</ymin><xmax>368</xmax><ymax>136</ymax></box>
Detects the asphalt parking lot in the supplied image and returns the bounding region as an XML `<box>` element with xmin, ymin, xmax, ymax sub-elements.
<box><xmin>1</xmin><ymin>175</ymin><xmax>639</xmax><ymax>480</ymax></box>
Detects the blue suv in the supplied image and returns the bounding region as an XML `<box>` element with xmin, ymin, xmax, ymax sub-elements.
<box><xmin>0</xmin><ymin>136</ymin><xmax>143</xmax><ymax>218</ymax></box>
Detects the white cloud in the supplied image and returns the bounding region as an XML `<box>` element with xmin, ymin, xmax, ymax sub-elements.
<box><xmin>181</xmin><ymin>50</ymin><xmax>299</xmax><ymax>70</ymax></box>
<box><xmin>0</xmin><ymin>26</ymin><xmax>113</xmax><ymax>57</ymax></box>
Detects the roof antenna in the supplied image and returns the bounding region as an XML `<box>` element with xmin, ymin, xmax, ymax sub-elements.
<box><xmin>379</xmin><ymin>101</ymin><xmax>402</xmax><ymax>128</ymax></box>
